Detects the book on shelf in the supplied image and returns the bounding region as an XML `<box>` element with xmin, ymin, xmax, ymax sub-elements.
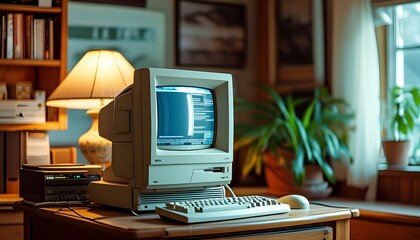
<box><xmin>1</xmin><ymin>14</ymin><xmax>6</xmax><ymax>59</ymax></box>
<box><xmin>13</xmin><ymin>13</ymin><xmax>24</xmax><ymax>59</ymax></box>
<box><xmin>44</xmin><ymin>18</ymin><xmax>54</xmax><ymax>60</ymax></box>
<box><xmin>33</xmin><ymin>18</ymin><xmax>45</xmax><ymax>60</ymax></box>
<box><xmin>6</xmin><ymin>13</ymin><xmax>13</xmax><ymax>59</ymax></box>
<box><xmin>25</xmin><ymin>14</ymin><xmax>34</xmax><ymax>59</ymax></box>
<box><xmin>46</xmin><ymin>106</ymin><xmax>58</xmax><ymax>122</ymax></box>
<box><xmin>49</xmin><ymin>18</ymin><xmax>54</xmax><ymax>59</ymax></box>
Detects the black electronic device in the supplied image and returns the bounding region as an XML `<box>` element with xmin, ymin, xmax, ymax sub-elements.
<box><xmin>19</xmin><ymin>164</ymin><xmax>102</xmax><ymax>202</ymax></box>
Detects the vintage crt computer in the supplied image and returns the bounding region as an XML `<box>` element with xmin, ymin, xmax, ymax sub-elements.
<box><xmin>88</xmin><ymin>68</ymin><xmax>234</xmax><ymax>211</ymax></box>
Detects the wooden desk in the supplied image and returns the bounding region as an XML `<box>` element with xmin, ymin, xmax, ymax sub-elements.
<box><xmin>15</xmin><ymin>202</ymin><xmax>358</xmax><ymax>240</ymax></box>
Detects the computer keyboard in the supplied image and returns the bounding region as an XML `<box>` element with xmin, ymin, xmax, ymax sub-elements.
<box><xmin>155</xmin><ymin>195</ymin><xmax>291</xmax><ymax>223</ymax></box>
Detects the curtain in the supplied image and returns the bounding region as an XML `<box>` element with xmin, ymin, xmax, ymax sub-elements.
<box><xmin>331</xmin><ymin>0</ymin><xmax>381</xmax><ymax>200</ymax></box>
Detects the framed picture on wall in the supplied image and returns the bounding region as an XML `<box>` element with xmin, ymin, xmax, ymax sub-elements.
<box><xmin>274</xmin><ymin>0</ymin><xmax>325</xmax><ymax>89</ymax></box>
<box><xmin>176</xmin><ymin>0</ymin><xmax>247</xmax><ymax>68</ymax></box>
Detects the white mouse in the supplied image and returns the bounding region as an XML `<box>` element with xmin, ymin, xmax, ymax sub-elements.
<box><xmin>277</xmin><ymin>194</ymin><xmax>310</xmax><ymax>209</ymax></box>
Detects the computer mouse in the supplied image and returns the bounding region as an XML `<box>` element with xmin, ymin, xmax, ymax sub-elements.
<box><xmin>277</xmin><ymin>194</ymin><xmax>310</xmax><ymax>209</ymax></box>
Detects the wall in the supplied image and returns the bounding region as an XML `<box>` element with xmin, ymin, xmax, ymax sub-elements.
<box><xmin>49</xmin><ymin>0</ymin><xmax>259</xmax><ymax>163</ymax></box>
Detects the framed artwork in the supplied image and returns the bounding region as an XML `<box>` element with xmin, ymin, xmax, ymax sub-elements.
<box><xmin>273</xmin><ymin>0</ymin><xmax>325</xmax><ymax>88</ymax></box>
<box><xmin>68</xmin><ymin>1</ymin><xmax>166</xmax><ymax>70</ymax></box>
<box><xmin>176</xmin><ymin>0</ymin><xmax>246</xmax><ymax>68</ymax></box>
<box><xmin>0</xmin><ymin>82</ymin><xmax>7</xmax><ymax>100</ymax></box>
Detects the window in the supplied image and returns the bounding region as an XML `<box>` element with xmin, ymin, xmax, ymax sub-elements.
<box><xmin>393</xmin><ymin>2</ymin><xmax>420</xmax><ymax>88</ymax></box>
<box><xmin>387</xmin><ymin>2</ymin><xmax>420</xmax><ymax>163</ymax></box>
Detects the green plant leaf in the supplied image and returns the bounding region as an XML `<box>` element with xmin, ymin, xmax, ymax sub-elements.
<box><xmin>410</xmin><ymin>87</ymin><xmax>420</xmax><ymax>107</ymax></box>
<box><xmin>407</xmin><ymin>100</ymin><xmax>419</xmax><ymax>120</ymax></box>
<box><xmin>295</xmin><ymin>117</ymin><xmax>313</xmax><ymax>161</ymax></box>
<box><xmin>396</xmin><ymin>114</ymin><xmax>409</xmax><ymax>135</ymax></box>
<box><xmin>292</xmin><ymin>146</ymin><xmax>305</xmax><ymax>186</ymax></box>
<box><xmin>309</xmin><ymin>137</ymin><xmax>322</xmax><ymax>159</ymax></box>
<box><xmin>322</xmin><ymin>111</ymin><xmax>355</xmax><ymax>123</ymax></box>
<box><xmin>405</xmin><ymin>109</ymin><xmax>415</xmax><ymax>133</ymax></box>
<box><xmin>392</xmin><ymin>86</ymin><xmax>404</xmax><ymax>103</ymax></box>
<box><xmin>260</xmin><ymin>84</ymin><xmax>290</xmax><ymax>119</ymax></box>
<box><xmin>312</xmin><ymin>150</ymin><xmax>336</xmax><ymax>184</ymax></box>
<box><xmin>339</xmin><ymin>142</ymin><xmax>353</xmax><ymax>163</ymax></box>
<box><xmin>242</xmin><ymin>145</ymin><xmax>260</xmax><ymax>177</ymax></box>
<box><xmin>323</xmin><ymin>127</ymin><xmax>341</xmax><ymax>159</ymax></box>
<box><xmin>302</xmin><ymin>99</ymin><xmax>315</xmax><ymax>127</ymax></box>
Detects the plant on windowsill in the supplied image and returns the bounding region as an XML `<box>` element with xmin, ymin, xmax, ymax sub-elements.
<box><xmin>234</xmin><ymin>85</ymin><xmax>354</xmax><ymax>199</ymax></box>
<box><xmin>382</xmin><ymin>86</ymin><xmax>420</xmax><ymax>166</ymax></box>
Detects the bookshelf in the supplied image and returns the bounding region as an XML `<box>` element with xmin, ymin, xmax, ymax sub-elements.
<box><xmin>0</xmin><ymin>1</ymin><xmax>68</xmax><ymax>131</ymax></box>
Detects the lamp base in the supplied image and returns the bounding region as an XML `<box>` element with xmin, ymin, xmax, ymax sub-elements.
<box><xmin>78</xmin><ymin>109</ymin><xmax>111</xmax><ymax>169</ymax></box>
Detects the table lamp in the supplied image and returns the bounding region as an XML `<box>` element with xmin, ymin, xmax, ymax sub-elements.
<box><xmin>46</xmin><ymin>49</ymin><xmax>134</xmax><ymax>168</ymax></box>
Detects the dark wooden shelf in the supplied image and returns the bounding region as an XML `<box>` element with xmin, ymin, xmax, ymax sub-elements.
<box><xmin>0</xmin><ymin>59</ymin><xmax>60</xmax><ymax>67</ymax></box>
<box><xmin>0</xmin><ymin>3</ymin><xmax>61</xmax><ymax>13</ymax></box>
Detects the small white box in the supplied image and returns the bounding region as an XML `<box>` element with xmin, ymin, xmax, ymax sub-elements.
<box><xmin>38</xmin><ymin>0</ymin><xmax>52</xmax><ymax>7</ymax></box>
<box><xmin>0</xmin><ymin>99</ymin><xmax>45</xmax><ymax>124</ymax></box>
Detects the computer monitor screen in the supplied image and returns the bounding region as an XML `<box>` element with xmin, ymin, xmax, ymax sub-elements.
<box><xmin>156</xmin><ymin>86</ymin><xmax>215</xmax><ymax>150</ymax></box>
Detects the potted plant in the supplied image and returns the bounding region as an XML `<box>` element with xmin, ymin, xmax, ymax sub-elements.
<box><xmin>382</xmin><ymin>86</ymin><xmax>420</xmax><ymax>166</ymax></box>
<box><xmin>234</xmin><ymin>85</ymin><xmax>354</xmax><ymax>198</ymax></box>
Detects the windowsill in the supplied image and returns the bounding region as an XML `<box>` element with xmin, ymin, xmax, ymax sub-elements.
<box><xmin>378</xmin><ymin>163</ymin><xmax>420</xmax><ymax>172</ymax></box>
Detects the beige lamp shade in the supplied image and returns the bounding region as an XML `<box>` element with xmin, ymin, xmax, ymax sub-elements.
<box><xmin>47</xmin><ymin>49</ymin><xmax>134</xmax><ymax>109</ymax></box>
<box><xmin>46</xmin><ymin>49</ymin><xmax>134</xmax><ymax>169</ymax></box>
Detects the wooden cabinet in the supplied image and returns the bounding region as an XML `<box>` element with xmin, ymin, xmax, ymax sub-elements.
<box><xmin>0</xmin><ymin>0</ymin><xmax>68</xmax><ymax>131</ymax></box>
<box><xmin>0</xmin><ymin>194</ymin><xmax>23</xmax><ymax>240</ymax></box>
<box><xmin>377</xmin><ymin>165</ymin><xmax>420</xmax><ymax>204</ymax></box>
<box><xmin>320</xmin><ymin>198</ymin><xmax>420</xmax><ymax>240</ymax></box>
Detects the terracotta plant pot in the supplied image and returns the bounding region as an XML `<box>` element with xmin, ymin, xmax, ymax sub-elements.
<box><xmin>382</xmin><ymin>140</ymin><xmax>410</xmax><ymax>166</ymax></box>
<box><xmin>263</xmin><ymin>151</ymin><xmax>332</xmax><ymax>200</ymax></box>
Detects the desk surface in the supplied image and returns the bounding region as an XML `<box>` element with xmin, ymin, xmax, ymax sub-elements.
<box><xmin>0</xmin><ymin>194</ymin><xmax>22</xmax><ymax>206</ymax></box>
<box><xmin>319</xmin><ymin>197</ymin><xmax>420</xmax><ymax>226</ymax></box>
<box><xmin>15</xmin><ymin>202</ymin><xmax>358</xmax><ymax>239</ymax></box>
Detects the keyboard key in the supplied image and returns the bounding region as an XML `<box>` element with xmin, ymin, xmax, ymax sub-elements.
<box><xmin>196</xmin><ymin>202</ymin><xmax>250</xmax><ymax>212</ymax></box>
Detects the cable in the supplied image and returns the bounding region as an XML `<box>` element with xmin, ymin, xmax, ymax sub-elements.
<box><xmin>224</xmin><ymin>184</ymin><xmax>236</xmax><ymax>197</ymax></box>
<box><xmin>310</xmin><ymin>201</ymin><xmax>353</xmax><ymax>210</ymax></box>
<box><xmin>25</xmin><ymin>200</ymin><xmax>142</xmax><ymax>230</ymax></box>
<box><xmin>63</xmin><ymin>205</ymin><xmax>97</xmax><ymax>221</ymax></box>
<box><xmin>131</xmin><ymin>209</ymin><xmax>141</xmax><ymax>217</ymax></box>
<box><xmin>24</xmin><ymin>200</ymin><xmax>88</xmax><ymax>208</ymax></box>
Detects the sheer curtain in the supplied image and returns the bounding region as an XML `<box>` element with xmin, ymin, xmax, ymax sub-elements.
<box><xmin>331</xmin><ymin>0</ymin><xmax>381</xmax><ymax>200</ymax></box>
